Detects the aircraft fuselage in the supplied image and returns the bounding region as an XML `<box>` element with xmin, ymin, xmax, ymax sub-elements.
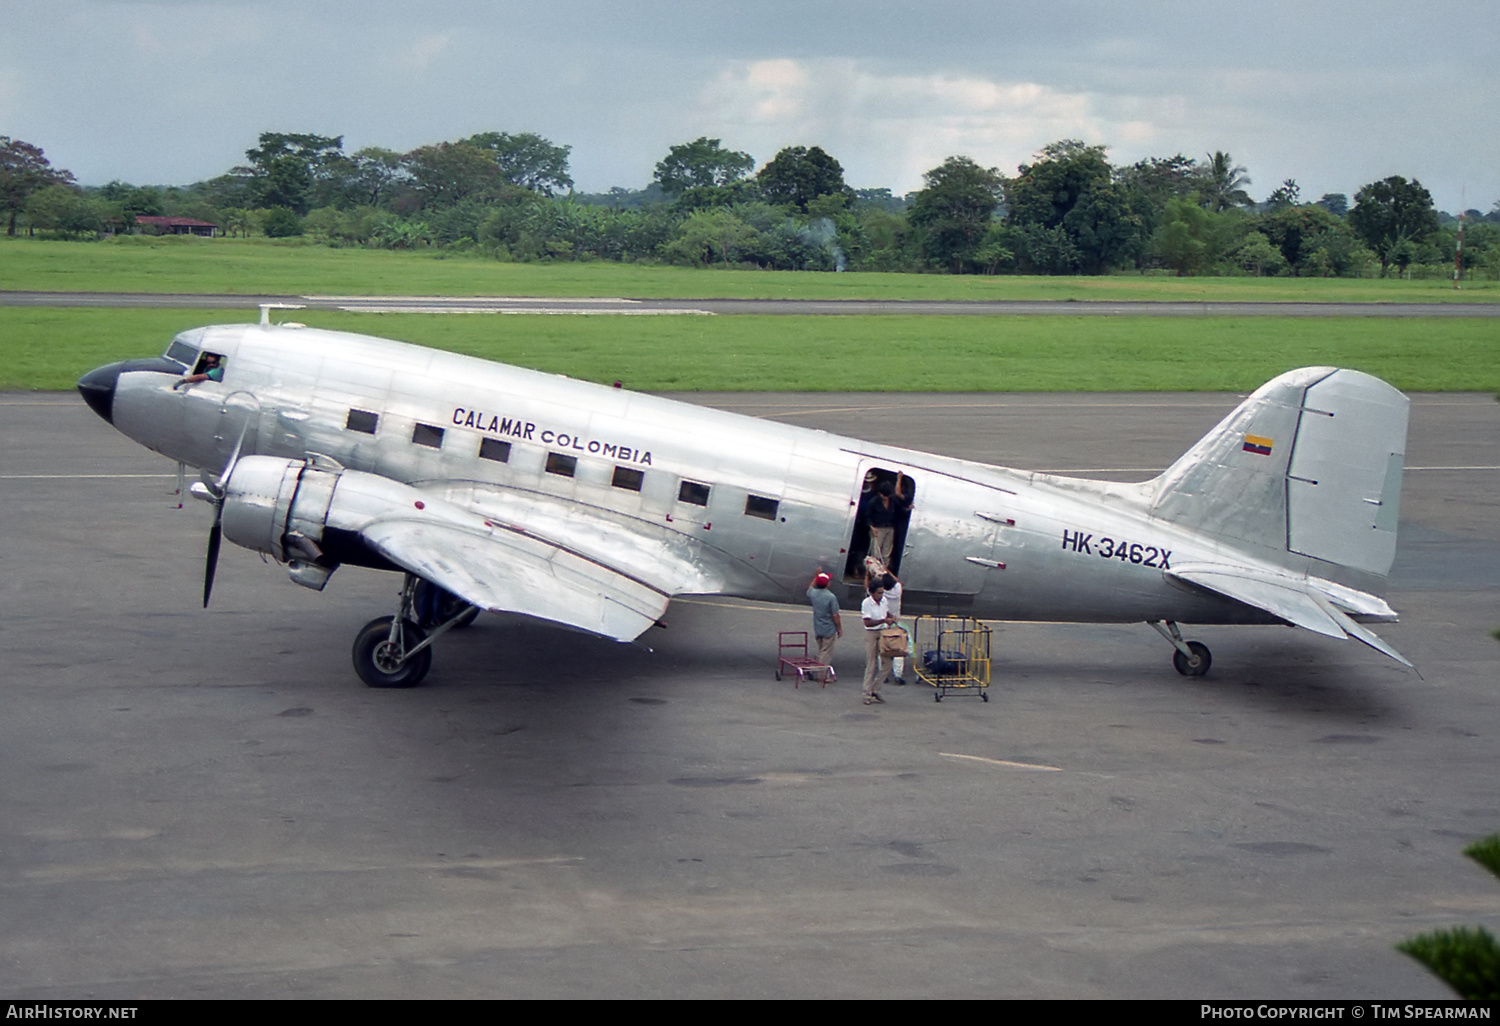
<box><xmin>88</xmin><ymin>322</ymin><xmax>1282</xmax><ymax>628</ymax></box>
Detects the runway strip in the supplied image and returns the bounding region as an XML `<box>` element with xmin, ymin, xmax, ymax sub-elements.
<box><xmin>939</xmin><ymin>753</ymin><xmax>1064</xmax><ymax>772</ymax></box>
<box><xmin>3</xmin><ymin>387</ymin><xmax>1494</xmax><ymax>999</ymax></box>
<box><xmin>4</xmin><ymin>290</ymin><xmax>1499</xmax><ymax>317</ymax></box>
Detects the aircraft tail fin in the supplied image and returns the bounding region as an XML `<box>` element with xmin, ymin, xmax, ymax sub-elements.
<box><xmin>1149</xmin><ymin>367</ymin><xmax>1409</xmax><ymax>582</ymax></box>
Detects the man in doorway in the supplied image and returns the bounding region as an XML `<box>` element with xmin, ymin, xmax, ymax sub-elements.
<box><xmin>862</xmin><ymin>477</ymin><xmax>911</xmax><ymax>566</ymax></box>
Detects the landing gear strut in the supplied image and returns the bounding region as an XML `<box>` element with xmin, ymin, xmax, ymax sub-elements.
<box><xmin>413</xmin><ymin>578</ymin><xmax>479</xmax><ymax>631</ymax></box>
<box><xmin>351</xmin><ymin>575</ymin><xmax>478</xmax><ymax>688</ymax></box>
<box><xmin>353</xmin><ymin>615</ymin><xmax>432</xmax><ymax>688</ymax></box>
<box><xmin>1150</xmin><ymin>620</ymin><xmax>1212</xmax><ymax>677</ymax></box>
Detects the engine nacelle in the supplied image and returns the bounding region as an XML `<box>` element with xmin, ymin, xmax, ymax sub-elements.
<box><xmin>220</xmin><ymin>455</ymin><xmax>341</xmax><ymax>590</ymax></box>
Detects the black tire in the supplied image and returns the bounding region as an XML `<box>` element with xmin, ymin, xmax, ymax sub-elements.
<box><xmin>1172</xmin><ymin>641</ymin><xmax>1212</xmax><ymax>677</ymax></box>
<box><xmin>352</xmin><ymin>616</ymin><xmax>432</xmax><ymax>688</ymax></box>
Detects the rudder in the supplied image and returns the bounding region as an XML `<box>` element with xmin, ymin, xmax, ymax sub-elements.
<box><xmin>1149</xmin><ymin>367</ymin><xmax>1409</xmax><ymax>579</ymax></box>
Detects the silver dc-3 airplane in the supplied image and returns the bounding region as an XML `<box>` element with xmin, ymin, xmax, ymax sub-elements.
<box><xmin>77</xmin><ymin>308</ymin><xmax>1413</xmax><ymax>687</ymax></box>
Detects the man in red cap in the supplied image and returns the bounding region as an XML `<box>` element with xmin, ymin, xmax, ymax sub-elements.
<box><xmin>807</xmin><ymin>570</ymin><xmax>842</xmax><ymax>668</ymax></box>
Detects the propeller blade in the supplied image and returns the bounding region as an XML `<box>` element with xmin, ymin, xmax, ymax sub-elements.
<box><xmin>214</xmin><ymin>418</ymin><xmax>251</xmax><ymax>492</ymax></box>
<box><xmin>203</xmin><ymin>513</ymin><xmax>222</xmax><ymax>608</ymax></box>
<box><xmin>202</xmin><ymin>413</ymin><xmax>248</xmax><ymax>606</ymax></box>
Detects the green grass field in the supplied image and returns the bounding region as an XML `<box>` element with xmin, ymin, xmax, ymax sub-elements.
<box><xmin>6</xmin><ymin>306</ymin><xmax>1496</xmax><ymax>392</ymax></box>
<box><xmin>3</xmin><ymin>235</ymin><xmax>1499</xmax><ymax>302</ymax></box>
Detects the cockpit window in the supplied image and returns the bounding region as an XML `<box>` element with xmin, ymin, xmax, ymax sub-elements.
<box><xmin>191</xmin><ymin>352</ymin><xmax>226</xmax><ymax>382</ymax></box>
<box><xmin>165</xmin><ymin>338</ymin><xmax>200</xmax><ymax>367</ymax></box>
<box><xmin>164</xmin><ymin>328</ymin><xmax>208</xmax><ymax>367</ymax></box>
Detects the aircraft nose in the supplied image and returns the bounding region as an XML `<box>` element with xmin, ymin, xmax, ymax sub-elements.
<box><xmin>78</xmin><ymin>361</ymin><xmax>124</xmax><ymax>424</ymax></box>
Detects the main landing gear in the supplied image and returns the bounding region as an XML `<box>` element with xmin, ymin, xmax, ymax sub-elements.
<box><xmin>352</xmin><ymin>615</ymin><xmax>431</xmax><ymax>688</ymax></box>
<box><xmin>351</xmin><ymin>575</ymin><xmax>479</xmax><ymax>688</ymax></box>
<box><xmin>1149</xmin><ymin>620</ymin><xmax>1212</xmax><ymax>677</ymax></box>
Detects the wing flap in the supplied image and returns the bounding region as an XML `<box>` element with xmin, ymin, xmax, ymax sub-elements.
<box><xmin>363</xmin><ymin>518</ymin><xmax>669</xmax><ymax>643</ymax></box>
<box><xmin>1168</xmin><ymin>561</ymin><xmax>1410</xmax><ymax>667</ymax></box>
<box><xmin>449</xmin><ymin>483</ymin><xmax>758</xmax><ymax>597</ymax></box>
<box><xmin>320</xmin><ymin>470</ymin><xmax>673</xmax><ymax>642</ymax></box>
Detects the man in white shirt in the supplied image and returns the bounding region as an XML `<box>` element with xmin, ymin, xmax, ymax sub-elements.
<box><xmin>881</xmin><ymin>571</ymin><xmax>907</xmax><ymax>685</ymax></box>
<box><xmin>861</xmin><ymin>582</ymin><xmax>896</xmax><ymax>705</ymax></box>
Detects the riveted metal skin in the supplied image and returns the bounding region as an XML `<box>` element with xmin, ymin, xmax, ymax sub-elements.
<box><xmin>79</xmin><ymin>321</ymin><xmax>1413</xmax><ymax>670</ymax></box>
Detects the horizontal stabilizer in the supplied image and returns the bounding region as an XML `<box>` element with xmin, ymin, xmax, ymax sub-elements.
<box><xmin>1169</xmin><ymin>562</ymin><xmax>1411</xmax><ymax>668</ymax></box>
<box><xmin>1309</xmin><ymin>591</ymin><xmax>1412</xmax><ymax>667</ymax></box>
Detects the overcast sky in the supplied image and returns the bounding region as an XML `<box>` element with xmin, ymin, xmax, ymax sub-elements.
<box><xmin>3</xmin><ymin>0</ymin><xmax>1496</xmax><ymax>212</ymax></box>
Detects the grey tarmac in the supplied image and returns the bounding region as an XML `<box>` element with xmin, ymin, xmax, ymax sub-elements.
<box><xmin>4</xmin><ymin>289</ymin><xmax>1500</xmax><ymax>316</ymax></box>
<box><xmin>1</xmin><ymin>389</ymin><xmax>1497</xmax><ymax>999</ymax></box>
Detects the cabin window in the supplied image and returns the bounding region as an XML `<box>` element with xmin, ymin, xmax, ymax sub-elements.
<box><xmin>612</xmin><ymin>466</ymin><xmax>644</xmax><ymax>492</ymax></box>
<box><xmin>479</xmin><ymin>438</ymin><xmax>511</xmax><ymax>463</ymax></box>
<box><xmin>346</xmin><ymin>409</ymin><xmax>379</xmax><ymax>434</ymax></box>
<box><xmin>546</xmin><ymin>453</ymin><xmax>577</xmax><ymax>477</ymax></box>
<box><xmin>745</xmin><ymin>495</ymin><xmax>779</xmax><ymax>520</ymax></box>
<box><xmin>678</xmin><ymin>480</ymin><xmax>710</xmax><ymax>506</ymax></box>
<box><xmin>412</xmin><ymin>423</ymin><xmax>445</xmax><ymax>449</ymax></box>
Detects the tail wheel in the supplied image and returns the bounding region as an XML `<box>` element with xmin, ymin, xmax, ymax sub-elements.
<box><xmin>1172</xmin><ymin>641</ymin><xmax>1212</xmax><ymax>677</ymax></box>
<box><xmin>353</xmin><ymin>616</ymin><xmax>432</xmax><ymax>688</ymax></box>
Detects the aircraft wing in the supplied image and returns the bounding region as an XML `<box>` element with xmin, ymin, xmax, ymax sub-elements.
<box><xmin>1167</xmin><ymin>562</ymin><xmax>1411</xmax><ymax>667</ymax></box>
<box><xmin>362</xmin><ymin>519</ymin><xmax>670</xmax><ymax>642</ymax></box>
<box><xmin>322</xmin><ymin>473</ymin><xmax>672</xmax><ymax>643</ymax></box>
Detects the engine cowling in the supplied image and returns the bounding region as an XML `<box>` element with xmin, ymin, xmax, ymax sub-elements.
<box><xmin>220</xmin><ymin>455</ymin><xmax>341</xmax><ymax>589</ymax></box>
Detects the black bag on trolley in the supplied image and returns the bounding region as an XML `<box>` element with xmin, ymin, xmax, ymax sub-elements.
<box><xmin>923</xmin><ymin>650</ymin><xmax>967</xmax><ymax>676</ymax></box>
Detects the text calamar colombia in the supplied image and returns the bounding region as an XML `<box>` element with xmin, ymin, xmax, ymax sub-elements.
<box><xmin>452</xmin><ymin>408</ymin><xmax>652</xmax><ymax>465</ymax></box>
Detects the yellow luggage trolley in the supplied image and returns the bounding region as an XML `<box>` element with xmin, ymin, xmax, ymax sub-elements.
<box><xmin>912</xmin><ymin>616</ymin><xmax>992</xmax><ymax>702</ymax></box>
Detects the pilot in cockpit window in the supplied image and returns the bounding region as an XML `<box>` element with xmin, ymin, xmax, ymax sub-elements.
<box><xmin>175</xmin><ymin>352</ymin><xmax>225</xmax><ymax>389</ymax></box>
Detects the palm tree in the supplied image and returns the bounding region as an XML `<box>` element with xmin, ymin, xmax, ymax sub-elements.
<box><xmin>1201</xmin><ymin>152</ymin><xmax>1253</xmax><ymax>212</ymax></box>
<box><xmin>220</xmin><ymin>207</ymin><xmax>252</xmax><ymax>238</ymax></box>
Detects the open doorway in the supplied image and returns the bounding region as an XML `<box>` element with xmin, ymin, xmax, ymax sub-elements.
<box><xmin>843</xmin><ymin>466</ymin><xmax>916</xmax><ymax>581</ymax></box>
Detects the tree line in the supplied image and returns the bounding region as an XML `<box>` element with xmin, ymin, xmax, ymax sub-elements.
<box><xmin>3</xmin><ymin>131</ymin><xmax>1498</xmax><ymax>279</ymax></box>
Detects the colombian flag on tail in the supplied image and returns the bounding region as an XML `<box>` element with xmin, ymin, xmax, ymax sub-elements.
<box><xmin>1242</xmin><ymin>434</ymin><xmax>1274</xmax><ymax>456</ymax></box>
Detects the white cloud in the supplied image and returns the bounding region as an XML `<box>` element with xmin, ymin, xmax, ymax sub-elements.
<box><xmin>400</xmin><ymin>33</ymin><xmax>455</xmax><ymax>74</ymax></box>
<box><xmin>698</xmin><ymin>58</ymin><xmax>1157</xmax><ymax>191</ymax></box>
<box><xmin>131</xmin><ymin>24</ymin><xmax>164</xmax><ymax>56</ymax></box>
<box><xmin>0</xmin><ymin>2</ymin><xmax>1492</xmax><ymax>209</ymax></box>
<box><xmin>118</xmin><ymin>4</ymin><xmax>269</xmax><ymax>60</ymax></box>
<box><xmin>0</xmin><ymin>66</ymin><xmax>24</xmax><ymax>125</ymax></box>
